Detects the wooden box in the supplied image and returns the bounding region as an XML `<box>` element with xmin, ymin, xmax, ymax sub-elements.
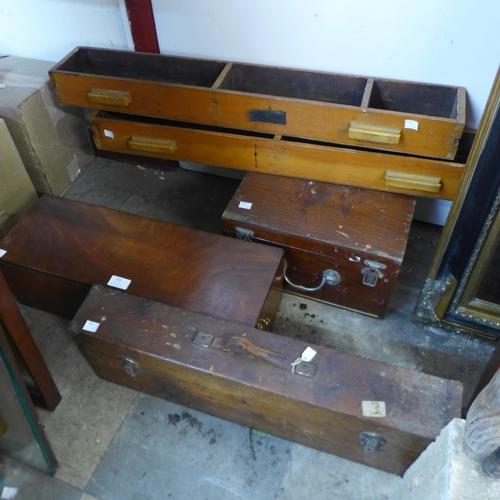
<box><xmin>50</xmin><ymin>47</ymin><xmax>465</xmax><ymax>160</ymax></box>
<box><xmin>70</xmin><ymin>285</ymin><xmax>462</xmax><ymax>476</ymax></box>
<box><xmin>0</xmin><ymin>195</ymin><xmax>283</xmax><ymax>329</ymax></box>
<box><xmin>223</xmin><ymin>173</ymin><xmax>416</xmax><ymax>318</ymax></box>
<box><xmin>87</xmin><ymin>111</ymin><xmax>464</xmax><ymax>200</ymax></box>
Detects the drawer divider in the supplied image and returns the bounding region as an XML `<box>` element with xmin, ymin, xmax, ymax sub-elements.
<box><xmin>361</xmin><ymin>77</ymin><xmax>374</xmax><ymax>110</ymax></box>
<box><xmin>212</xmin><ymin>62</ymin><xmax>234</xmax><ymax>89</ymax></box>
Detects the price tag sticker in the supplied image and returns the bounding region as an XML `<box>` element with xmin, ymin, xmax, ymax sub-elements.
<box><xmin>83</xmin><ymin>320</ymin><xmax>100</xmax><ymax>333</ymax></box>
<box><xmin>404</xmin><ymin>119</ymin><xmax>419</xmax><ymax>131</ymax></box>
<box><xmin>107</xmin><ymin>275</ymin><xmax>131</xmax><ymax>290</ymax></box>
<box><xmin>301</xmin><ymin>346</ymin><xmax>317</xmax><ymax>362</ymax></box>
<box><xmin>104</xmin><ymin>129</ymin><xmax>115</xmax><ymax>139</ymax></box>
<box><xmin>238</xmin><ymin>201</ymin><xmax>252</xmax><ymax>210</ymax></box>
<box><xmin>0</xmin><ymin>249</ymin><xmax>6</xmax><ymax>258</ymax></box>
<box><xmin>362</xmin><ymin>401</ymin><xmax>386</xmax><ymax>417</ymax></box>
<box><xmin>1</xmin><ymin>487</ymin><xmax>19</xmax><ymax>499</ymax></box>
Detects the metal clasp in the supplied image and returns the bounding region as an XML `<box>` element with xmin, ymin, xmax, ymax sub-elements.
<box><xmin>361</xmin><ymin>260</ymin><xmax>387</xmax><ymax>287</ymax></box>
<box><xmin>359</xmin><ymin>432</ymin><xmax>386</xmax><ymax>453</ymax></box>
<box><xmin>235</xmin><ymin>227</ymin><xmax>254</xmax><ymax>241</ymax></box>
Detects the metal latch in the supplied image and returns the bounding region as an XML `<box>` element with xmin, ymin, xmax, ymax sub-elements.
<box><xmin>235</xmin><ymin>226</ymin><xmax>254</xmax><ymax>241</ymax></box>
<box><xmin>359</xmin><ymin>432</ymin><xmax>386</xmax><ymax>453</ymax></box>
<box><xmin>361</xmin><ymin>260</ymin><xmax>387</xmax><ymax>287</ymax></box>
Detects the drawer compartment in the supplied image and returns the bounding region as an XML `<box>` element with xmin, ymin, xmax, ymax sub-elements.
<box><xmin>50</xmin><ymin>47</ymin><xmax>465</xmax><ymax>159</ymax></box>
<box><xmin>222</xmin><ymin>173</ymin><xmax>415</xmax><ymax>318</ymax></box>
<box><xmin>368</xmin><ymin>79</ymin><xmax>459</xmax><ymax>118</ymax></box>
<box><xmin>88</xmin><ymin>111</ymin><xmax>465</xmax><ymax>200</ymax></box>
<box><xmin>218</xmin><ymin>62</ymin><xmax>367</xmax><ymax>105</ymax></box>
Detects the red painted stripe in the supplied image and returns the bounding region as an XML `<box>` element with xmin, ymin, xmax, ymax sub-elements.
<box><xmin>124</xmin><ymin>0</ymin><xmax>160</xmax><ymax>53</ymax></box>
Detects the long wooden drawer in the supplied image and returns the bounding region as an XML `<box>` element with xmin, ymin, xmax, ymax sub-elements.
<box><xmin>88</xmin><ymin>111</ymin><xmax>465</xmax><ymax>200</ymax></box>
<box><xmin>50</xmin><ymin>47</ymin><xmax>465</xmax><ymax>159</ymax></box>
<box><xmin>0</xmin><ymin>195</ymin><xmax>283</xmax><ymax>329</ymax></box>
<box><xmin>223</xmin><ymin>173</ymin><xmax>416</xmax><ymax>318</ymax></box>
<box><xmin>70</xmin><ymin>285</ymin><xmax>462</xmax><ymax>476</ymax></box>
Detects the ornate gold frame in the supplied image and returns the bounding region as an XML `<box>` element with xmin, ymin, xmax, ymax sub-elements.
<box><xmin>415</xmin><ymin>66</ymin><xmax>500</xmax><ymax>338</ymax></box>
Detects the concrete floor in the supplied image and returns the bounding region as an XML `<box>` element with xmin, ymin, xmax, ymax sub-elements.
<box><xmin>1</xmin><ymin>158</ymin><xmax>495</xmax><ymax>499</ymax></box>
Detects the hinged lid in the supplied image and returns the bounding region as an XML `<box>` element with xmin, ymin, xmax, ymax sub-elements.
<box><xmin>223</xmin><ymin>173</ymin><xmax>415</xmax><ymax>264</ymax></box>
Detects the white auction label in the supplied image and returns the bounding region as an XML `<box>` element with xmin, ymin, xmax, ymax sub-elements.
<box><xmin>83</xmin><ymin>320</ymin><xmax>100</xmax><ymax>333</ymax></box>
<box><xmin>362</xmin><ymin>401</ymin><xmax>386</xmax><ymax>417</ymax></box>
<box><xmin>301</xmin><ymin>346</ymin><xmax>317</xmax><ymax>362</ymax></box>
<box><xmin>107</xmin><ymin>275</ymin><xmax>131</xmax><ymax>290</ymax></box>
<box><xmin>1</xmin><ymin>487</ymin><xmax>18</xmax><ymax>500</ymax></box>
<box><xmin>104</xmin><ymin>129</ymin><xmax>115</xmax><ymax>139</ymax></box>
<box><xmin>404</xmin><ymin>119</ymin><xmax>419</xmax><ymax>131</ymax></box>
<box><xmin>238</xmin><ymin>201</ymin><xmax>252</xmax><ymax>210</ymax></box>
<box><xmin>0</xmin><ymin>249</ymin><xmax>6</xmax><ymax>258</ymax></box>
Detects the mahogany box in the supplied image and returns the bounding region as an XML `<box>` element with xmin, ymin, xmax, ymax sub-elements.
<box><xmin>0</xmin><ymin>195</ymin><xmax>283</xmax><ymax>329</ymax></box>
<box><xmin>223</xmin><ymin>173</ymin><xmax>416</xmax><ymax>318</ymax></box>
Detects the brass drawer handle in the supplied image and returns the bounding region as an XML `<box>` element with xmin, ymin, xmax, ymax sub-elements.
<box><xmin>349</xmin><ymin>122</ymin><xmax>401</xmax><ymax>144</ymax></box>
<box><xmin>284</xmin><ymin>262</ymin><xmax>340</xmax><ymax>292</ymax></box>
<box><xmin>87</xmin><ymin>88</ymin><xmax>132</xmax><ymax>106</ymax></box>
<box><xmin>128</xmin><ymin>136</ymin><xmax>177</xmax><ymax>154</ymax></box>
<box><xmin>384</xmin><ymin>170</ymin><xmax>442</xmax><ymax>193</ymax></box>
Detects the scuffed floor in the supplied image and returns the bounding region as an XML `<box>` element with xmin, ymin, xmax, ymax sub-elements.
<box><xmin>2</xmin><ymin>158</ymin><xmax>494</xmax><ymax>499</ymax></box>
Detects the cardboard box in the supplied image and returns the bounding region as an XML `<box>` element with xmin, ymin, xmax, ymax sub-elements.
<box><xmin>0</xmin><ymin>56</ymin><xmax>93</xmax><ymax>195</ymax></box>
<box><xmin>0</xmin><ymin>118</ymin><xmax>38</xmax><ymax>236</ymax></box>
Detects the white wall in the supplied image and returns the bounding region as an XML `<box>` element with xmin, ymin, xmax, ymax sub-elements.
<box><xmin>0</xmin><ymin>0</ymin><xmax>130</xmax><ymax>63</ymax></box>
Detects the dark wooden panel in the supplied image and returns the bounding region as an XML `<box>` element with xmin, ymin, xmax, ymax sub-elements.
<box><xmin>71</xmin><ymin>286</ymin><xmax>462</xmax><ymax>476</ymax></box>
<box><xmin>0</xmin><ymin>196</ymin><xmax>283</xmax><ymax>328</ymax></box>
<box><xmin>0</xmin><ymin>271</ymin><xmax>61</xmax><ymax>410</ymax></box>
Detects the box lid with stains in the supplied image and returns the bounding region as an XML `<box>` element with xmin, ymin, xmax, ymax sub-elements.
<box><xmin>222</xmin><ymin>173</ymin><xmax>416</xmax><ymax>265</ymax></box>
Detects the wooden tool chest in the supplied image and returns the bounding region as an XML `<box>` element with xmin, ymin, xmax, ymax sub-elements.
<box><xmin>223</xmin><ymin>173</ymin><xmax>416</xmax><ymax>318</ymax></box>
<box><xmin>70</xmin><ymin>285</ymin><xmax>462</xmax><ymax>476</ymax></box>
<box><xmin>50</xmin><ymin>47</ymin><xmax>465</xmax><ymax>160</ymax></box>
<box><xmin>0</xmin><ymin>195</ymin><xmax>283</xmax><ymax>329</ymax></box>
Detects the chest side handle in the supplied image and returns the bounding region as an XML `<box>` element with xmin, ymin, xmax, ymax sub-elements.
<box><xmin>284</xmin><ymin>262</ymin><xmax>341</xmax><ymax>292</ymax></box>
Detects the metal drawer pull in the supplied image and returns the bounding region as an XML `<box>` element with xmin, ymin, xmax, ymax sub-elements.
<box><xmin>192</xmin><ymin>332</ymin><xmax>315</xmax><ymax>378</ymax></box>
<box><xmin>284</xmin><ymin>262</ymin><xmax>340</xmax><ymax>292</ymax></box>
<box><xmin>349</xmin><ymin>122</ymin><xmax>401</xmax><ymax>144</ymax></box>
<box><xmin>128</xmin><ymin>136</ymin><xmax>177</xmax><ymax>154</ymax></box>
<box><xmin>384</xmin><ymin>170</ymin><xmax>442</xmax><ymax>193</ymax></box>
<box><xmin>87</xmin><ymin>88</ymin><xmax>132</xmax><ymax>106</ymax></box>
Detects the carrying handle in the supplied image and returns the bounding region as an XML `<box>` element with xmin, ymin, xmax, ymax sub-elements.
<box><xmin>87</xmin><ymin>88</ymin><xmax>132</xmax><ymax>106</ymax></box>
<box><xmin>192</xmin><ymin>332</ymin><xmax>315</xmax><ymax>378</ymax></box>
<box><xmin>128</xmin><ymin>136</ymin><xmax>177</xmax><ymax>154</ymax></box>
<box><xmin>284</xmin><ymin>262</ymin><xmax>340</xmax><ymax>292</ymax></box>
<box><xmin>224</xmin><ymin>336</ymin><xmax>291</xmax><ymax>371</ymax></box>
<box><xmin>348</xmin><ymin>122</ymin><xmax>401</xmax><ymax>145</ymax></box>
